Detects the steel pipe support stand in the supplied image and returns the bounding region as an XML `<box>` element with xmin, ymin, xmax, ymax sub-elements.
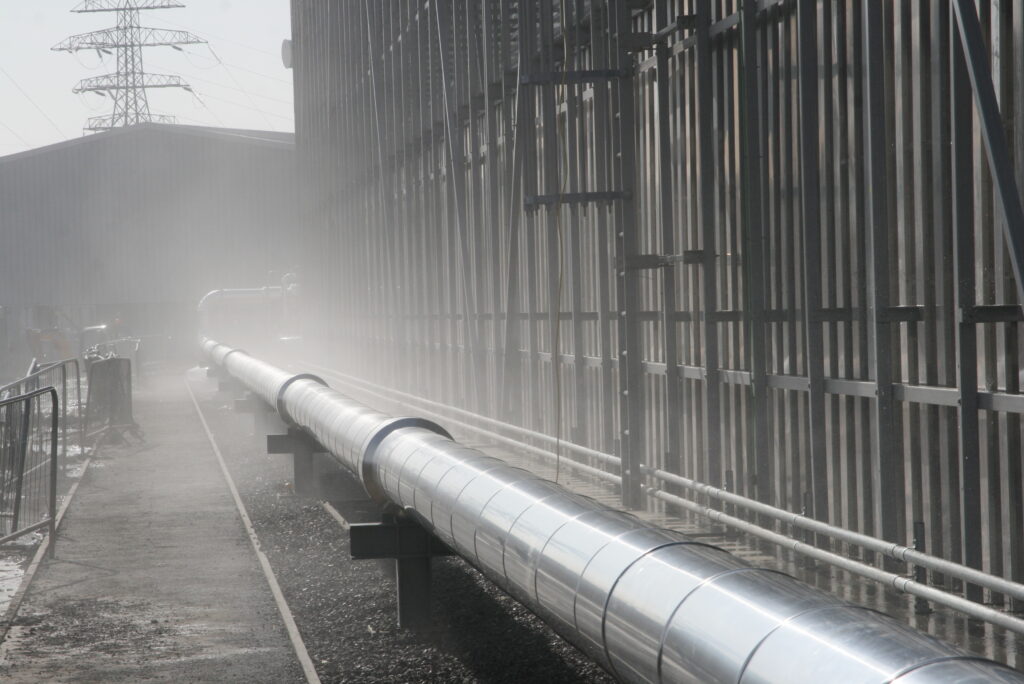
<box><xmin>267</xmin><ymin>427</ymin><xmax>321</xmax><ymax>497</ymax></box>
<box><xmin>350</xmin><ymin>515</ymin><xmax>454</xmax><ymax>629</ymax></box>
<box><xmin>236</xmin><ymin>392</ymin><xmax>283</xmax><ymax>437</ymax></box>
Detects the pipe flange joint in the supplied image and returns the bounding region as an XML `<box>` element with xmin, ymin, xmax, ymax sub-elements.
<box><xmin>361</xmin><ymin>417</ymin><xmax>453</xmax><ymax>503</ymax></box>
<box><xmin>276</xmin><ymin>373</ymin><xmax>328</xmax><ymax>424</ymax></box>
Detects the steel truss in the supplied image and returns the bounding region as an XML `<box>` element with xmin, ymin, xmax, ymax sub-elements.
<box><xmin>52</xmin><ymin>0</ymin><xmax>204</xmax><ymax>133</ymax></box>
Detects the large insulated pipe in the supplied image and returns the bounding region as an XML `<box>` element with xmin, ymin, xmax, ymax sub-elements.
<box><xmin>196</xmin><ymin>286</ymin><xmax>283</xmax><ymax>314</ymax></box>
<box><xmin>202</xmin><ymin>338</ymin><xmax>1024</xmax><ymax>684</ymax></box>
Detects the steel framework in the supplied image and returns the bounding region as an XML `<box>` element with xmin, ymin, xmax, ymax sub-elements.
<box><xmin>52</xmin><ymin>0</ymin><xmax>204</xmax><ymax>133</ymax></box>
<box><xmin>288</xmin><ymin>0</ymin><xmax>1024</xmax><ymax>628</ymax></box>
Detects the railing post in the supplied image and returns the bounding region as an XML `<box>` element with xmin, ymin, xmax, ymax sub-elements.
<box><xmin>60</xmin><ymin>364</ymin><xmax>68</xmax><ymax>475</ymax></box>
<box><xmin>48</xmin><ymin>388</ymin><xmax>58</xmax><ymax>558</ymax></box>
<box><xmin>10</xmin><ymin>394</ymin><xmax>31</xmax><ymax>534</ymax></box>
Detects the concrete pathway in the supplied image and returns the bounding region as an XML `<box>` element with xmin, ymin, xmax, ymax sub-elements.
<box><xmin>0</xmin><ymin>372</ymin><xmax>304</xmax><ymax>683</ymax></box>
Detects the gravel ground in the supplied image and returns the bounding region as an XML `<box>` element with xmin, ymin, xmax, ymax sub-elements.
<box><xmin>193</xmin><ymin>370</ymin><xmax>614</xmax><ymax>684</ymax></box>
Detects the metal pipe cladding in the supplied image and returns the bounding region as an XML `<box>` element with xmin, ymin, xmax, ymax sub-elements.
<box><xmin>201</xmin><ymin>338</ymin><xmax>1024</xmax><ymax>684</ymax></box>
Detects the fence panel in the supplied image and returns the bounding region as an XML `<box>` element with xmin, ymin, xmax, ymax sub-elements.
<box><xmin>0</xmin><ymin>387</ymin><xmax>58</xmax><ymax>551</ymax></box>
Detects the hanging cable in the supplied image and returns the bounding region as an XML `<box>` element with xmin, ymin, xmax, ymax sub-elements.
<box><xmin>0</xmin><ymin>118</ymin><xmax>33</xmax><ymax>149</ymax></box>
<box><xmin>190</xmin><ymin>91</ymin><xmax>292</xmax><ymax>122</ymax></box>
<box><xmin>188</xmin><ymin>90</ymin><xmax>227</xmax><ymax>127</ymax></box>
<box><xmin>0</xmin><ymin>67</ymin><xmax>67</xmax><ymax>139</ymax></box>
<box><xmin>181</xmin><ymin>47</ymin><xmax>292</xmax><ymax>84</ymax></box>
<box><xmin>362</xmin><ymin>0</ymin><xmax>388</xmax><ymax>187</ymax></box>
<box><xmin>157</xmin><ymin>18</ymin><xmax>280</xmax><ymax>58</ymax></box>
<box><xmin>498</xmin><ymin>23</ymin><xmax>524</xmax><ymax>422</ymax></box>
<box><xmin>149</xmin><ymin>63</ymin><xmax>294</xmax><ymax>105</ymax></box>
<box><xmin>205</xmin><ymin>46</ymin><xmax>278</xmax><ymax>131</ymax></box>
<box><xmin>434</xmin><ymin>0</ymin><xmax>482</xmax><ymax>411</ymax></box>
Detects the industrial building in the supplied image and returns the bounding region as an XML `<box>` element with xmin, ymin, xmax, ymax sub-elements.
<box><xmin>0</xmin><ymin>123</ymin><xmax>295</xmax><ymax>372</ymax></box>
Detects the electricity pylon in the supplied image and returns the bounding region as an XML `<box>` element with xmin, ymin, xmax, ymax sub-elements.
<box><xmin>53</xmin><ymin>0</ymin><xmax>205</xmax><ymax>133</ymax></box>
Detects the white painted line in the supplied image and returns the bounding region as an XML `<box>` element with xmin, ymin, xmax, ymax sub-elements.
<box><xmin>319</xmin><ymin>501</ymin><xmax>350</xmax><ymax>531</ymax></box>
<box><xmin>185</xmin><ymin>378</ymin><xmax>321</xmax><ymax>684</ymax></box>
<box><xmin>0</xmin><ymin>456</ymin><xmax>93</xmax><ymax>642</ymax></box>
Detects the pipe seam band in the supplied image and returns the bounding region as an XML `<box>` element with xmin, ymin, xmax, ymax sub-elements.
<box><xmin>276</xmin><ymin>373</ymin><xmax>328</xmax><ymax>424</ymax></box>
<box><xmin>220</xmin><ymin>348</ymin><xmax>248</xmax><ymax>365</ymax></box>
<box><xmin>361</xmin><ymin>417</ymin><xmax>453</xmax><ymax>504</ymax></box>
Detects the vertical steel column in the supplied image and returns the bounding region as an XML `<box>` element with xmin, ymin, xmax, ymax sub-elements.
<box><xmin>655</xmin><ymin>0</ymin><xmax>682</xmax><ymax>483</ymax></box>
<box><xmin>862</xmin><ymin>1</ymin><xmax>902</xmax><ymax>547</ymax></box>
<box><xmin>538</xmin><ymin>0</ymin><xmax>563</xmax><ymax>458</ymax></box>
<box><xmin>928</xmin><ymin>0</ymin><xmax>963</xmax><ymax>583</ymax></box>
<box><xmin>464</xmin><ymin>1</ymin><xmax>490</xmax><ymax>416</ymax></box>
<box><xmin>740</xmin><ymin>0</ymin><xmax>770</xmax><ymax>506</ymax></box>
<box><xmin>498</xmin><ymin>0</ymin><xmax>526</xmax><ymax>426</ymax></box>
<box><xmin>951</xmin><ymin>2</ymin><xmax>983</xmax><ymax>602</ymax></box>
<box><xmin>591</xmin><ymin>4</ymin><xmax>616</xmax><ymax>455</ymax></box>
<box><xmin>482</xmin><ymin>0</ymin><xmax>503</xmax><ymax>418</ymax></box>
<box><xmin>564</xmin><ymin>2</ymin><xmax>587</xmax><ymax>448</ymax></box>
<box><xmin>797</xmin><ymin>0</ymin><xmax>828</xmax><ymax>530</ymax></box>
<box><xmin>1009</xmin><ymin>0</ymin><xmax>1024</xmax><ymax>611</ymax></box>
<box><xmin>694</xmin><ymin>0</ymin><xmax>722</xmax><ymax>491</ymax></box>
<box><xmin>611</xmin><ymin>0</ymin><xmax>644</xmax><ymax>508</ymax></box>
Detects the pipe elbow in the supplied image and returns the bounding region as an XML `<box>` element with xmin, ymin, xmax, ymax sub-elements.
<box><xmin>196</xmin><ymin>289</ymin><xmax>226</xmax><ymax>312</ymax></box>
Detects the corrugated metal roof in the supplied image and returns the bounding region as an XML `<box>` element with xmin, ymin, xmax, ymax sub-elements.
<box><xmin>0</xmin><ymin>122</ymin><xmax>297</xmax><ymax>310</ymax></box>
<box><xmin>0</xmin><ymin>123</ymin><xmax>294</xmax><ymax>165</ymax></box>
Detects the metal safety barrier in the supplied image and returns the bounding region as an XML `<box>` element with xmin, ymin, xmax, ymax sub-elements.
<box><xmin>0</xmin><ymin>387</ymin><xmax>59</xmax><ymax>553</ymax></box>
<box><xmin>0</xmin><ymin>358</ymin><xmax>82</xmax><ymax>472</ymax></box>
<box><xmin>202</xmin><ymin>337</ymin><xmax>1024</xmax><ymax>684</ymax></box>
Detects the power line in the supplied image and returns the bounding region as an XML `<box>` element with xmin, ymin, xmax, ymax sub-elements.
<box><xmin>181</xmin><ymin>47</ymin><xmax>291</xmax><ymax>84</ymax></box>
<box><xmin>205</xmin><ymin>46</ymin><xmax>278</xmax><ymax>131</ymax></box>
<box><xmin>0</xmin><ymin>119</ymin><xmax>32</xmax><ymax>149</ymax></box>
<box><xmin>157</xmin><ymin>17</ymin><xmax>280</xmax><ymax>58</ymax></box>
<box><xmin>0</xmin><ymin>67</ymin><xmax>67</xmax><ymax>139</ymax></box>
<box><xmin>149</xmin><ymin>63</ymin><xmax>293</xmax><ymax>105</ymax></box>
<box><xmin>193</xmin><ymin>91</ymin><xmax>292</xmax><ymax>121</ymax></box>
<box><xmin>187</xmin><ymin>90</ymin><xmax>227</xmax><ymax>127</ymax></box>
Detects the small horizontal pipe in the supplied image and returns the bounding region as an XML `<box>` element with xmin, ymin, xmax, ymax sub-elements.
<box><xmin>647</xmin><ymin>487</ymin><xmax>1024</xmax><ymax>636</ymax></box>
<box><xmin>643</xmin><ymin>465</ymin><xmax>1024</xmax><ymax>606</ymax></box>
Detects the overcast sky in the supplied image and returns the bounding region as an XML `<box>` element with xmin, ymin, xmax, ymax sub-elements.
<box><xmin>0</xmin><ymin>0</ymin><xmax>293</xmax><ymax>154</ymax></box>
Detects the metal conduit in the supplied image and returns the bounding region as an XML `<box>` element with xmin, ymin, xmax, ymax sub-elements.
<box><xmin>202</xmin><ymin>339</ymin><xmax>1024</xmax><ymax>684</ymax></box>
